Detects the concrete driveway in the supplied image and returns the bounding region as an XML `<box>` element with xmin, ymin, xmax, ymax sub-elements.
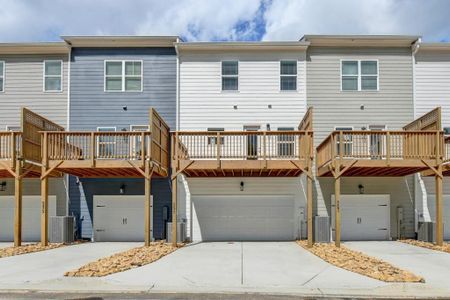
<box><xmin>345</xmin><ymin>241</ymin><xmax>450</xmax><ymax>288</ymax></box>
<box><xmin>107</xmin><ymin>242</ymin><xmax>384</xmax><ymax>291</ymax></box>
<box><xmin>0</xmin><ymin>242</ymin><xmax>139</xmax><ymax>284</ymax></box>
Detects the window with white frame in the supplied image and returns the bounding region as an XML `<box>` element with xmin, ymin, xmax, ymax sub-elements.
<box><xmin>6</xmin><ymin>126</ymin><xmax>21</xmax><ymax>131</ymax></box>
<box><xmin>105</xmin><ymin>60</ymin><xmax>142</xmax><ymax>92</ymax></box>
<box><xmin>280</xmin><ymin>61</ymin><xmax>297</xmax><ymax>91</ymax></box>
<box><xmin>335</xmin><ymin>127</ymin><xmax>353</xmax><ymax>156</ymax></box>
<box><xmin>130</xmin><ymin>125</ymin><xmax>150</xmax><ymax>159</ymax></box>
<box><xmin>44</xmin><ymin>60</ymin><xmax>62</xmax><ymax>92</ymax></box>
<box><xmin>221</xmin><ymin>61</ymin><xmax>238</xmax><ymax>91</ymax></box>
<box><xmin>207</xmin><ymin>128</ymin><xmax>225</xmax><ymax>145</ymax></box>
<box><xmin>0</xmin><ymin>61</ymin><xmax>4</xmax><ymax>92</ymax></box>
<box><xmin>97</xmin><ymin>127</ymin><xmax>116</xmax><ymax>157</ymax></box>
<box><xmin>277</xmin><ymin>127</ymin><xmax>295</xmax><ymax>157</ymax></box>
<box><xmin>341</xmin><ymin>60</ymin><xmax>378</xmax><ymax>91</ymax></box>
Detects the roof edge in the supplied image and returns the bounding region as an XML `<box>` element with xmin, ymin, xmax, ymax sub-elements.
<box><xmin>62</xmin><ymin>35</ymin><xmax>180</xmax><ymax>47</ymax></box>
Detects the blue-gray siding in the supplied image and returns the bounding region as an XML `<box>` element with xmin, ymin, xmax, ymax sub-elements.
<box><xmin>69</xmin><ymin>47</ymin><xmax>176</xmax><ymax>239</ymax></box>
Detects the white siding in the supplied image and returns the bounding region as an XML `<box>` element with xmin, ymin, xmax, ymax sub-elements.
<box><xmin>179</xmin><ymin>51</ymin><xmax>307</xmax><ymax>131</ymax></box>
<box><xmin>415</xmin><ymin>50</ymin><xmax>450</xmax><ymax>127</ymax></box>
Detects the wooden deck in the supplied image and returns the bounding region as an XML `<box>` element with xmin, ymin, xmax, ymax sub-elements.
<box><xmin>316</xmin><ymin>130</ymin><xmax>443</xmax><ymax>177</ymax></box>
<box><xmin>173</xmin><ymin>130</ymin><xmax>313</xmax><ymax>177</ymax></box>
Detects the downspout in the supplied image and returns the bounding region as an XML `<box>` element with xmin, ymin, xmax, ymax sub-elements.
<box><xmin>175</xmin><ymin>39</ymin><xmax>180</xmax><ymax>131</ymax></box>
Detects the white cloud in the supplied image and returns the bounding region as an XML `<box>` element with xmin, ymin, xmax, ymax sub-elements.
<box><xmin>262</xmin><ymin>0</ymin><xmax>450</xmax><ymax>41</ymax></box>
<box><xmin>0</xmin><ymin>0</ymin><xmax>449</xmax><ymax>42</ymax></box>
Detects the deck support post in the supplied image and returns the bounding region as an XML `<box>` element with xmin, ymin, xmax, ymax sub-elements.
<box><xmin>144</xmin><ymin>161</ymin><xmax>153</xmax><ymax>246</ymax></box>
<box><xmin>334</xmin><ymin>177</ymin><xmax>341</xmax><ymax>248</ymax></box>
<box><xmin>171</xmin><ymin>175</ymin><xmax>178</xmax><ymax>247</ymax></box>
<box><xmin>307</xmin><ymin>174</ymin><xmax>313</xmax><ymax>248</ymax></box>
<box><xmin>435</xmin><ymin>165</ymin><xmax>443</xmax><ymax>246</ymax></box>
<box><xmin>14</xmin><ymin>161</ymin><xmax>23</xmax><ymax>247</ymax></box>
<box><xmin>41</xmin><ymin>132</ymin><xmax>49</xmax><ymax>246</ymax></box>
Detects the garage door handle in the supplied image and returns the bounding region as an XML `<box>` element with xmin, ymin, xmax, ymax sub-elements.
<box><xmin>96</xmin><ymin>205</ymin><xmax>106</xmax><ymax>208</ymax></box>
<box><xmin>378</xmin><ymin>228</ymin><xmax>388</xmax><ymax>230</ymax></box>
<box><xmin>96</xmin><ymin>229</ymin><xmax>105</xmax><ymax>232</ymax></box>
<box><xmin>378</xmin><ymin>204</ymin><xmax>388</xmax><ymax>207</ymax></box>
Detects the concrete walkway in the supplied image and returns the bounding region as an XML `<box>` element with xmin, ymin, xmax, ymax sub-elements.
<box><xmin>0</xmin><ymin>242</ymin><xmax>139</xmax><ymax>284</ymax></box>
<box><xmin>345</xmin><ymin>241</ymin><xmax>450</xmax><ymax>289</ymax></box>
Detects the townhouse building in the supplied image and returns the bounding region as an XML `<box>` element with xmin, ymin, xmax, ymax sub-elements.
<box><xmin>414</xmin><ymin>42</ymin><xmax>450</xmax><ymax>239</ymax></box>
<box><xmin>0</xmin><ymin>43</ymin><xmax>69</xmax><ymax>242</ymax></box>
<box><xmin>63</xmin><ymin>36</ymin><xmax>178</xmax><ymax>241</ymax></box>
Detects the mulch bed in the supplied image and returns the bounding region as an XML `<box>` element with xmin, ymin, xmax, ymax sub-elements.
<box><xmin>297</xmin><ymin>241</ymin><xmax>424</xmax><ymax>283</ymax></box>
<box><xmin>0</xmin><ymin>243</ymin><xmax>65</xmax><ymax>258</ymax></box>
<box><xmin>65</xmin><ymin>241</ymin><xmax>182</xmax><ymax>277</ymax></box>
<box><xmin>399</xmin><ymin>239</ymin><xmax>450</xmax><ymax>254</ymax></box>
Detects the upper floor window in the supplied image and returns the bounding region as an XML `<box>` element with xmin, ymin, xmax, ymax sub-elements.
<box><xmin>44</xmin><ymin>60</ymin><xmax>62</xmax><ymax>92</ymax></box>
<box><xmin>207</xmin><ymin>127</ymin><xmax>225</xmax><ymax>145</ymax></box>
<box><xmin>280</xmin><ymin>61</ymin><xmax>297</xmax><ymax>91</ymax></box>
<box><xmin>105</xmin><ymin>60</ymin><xmax>142</xmax><ymax>92</ymax></box>
<box><xmin>0</xmin><ymin>61</ymin><xmax>4</xmax><ymax>92</ymax></box>
<box><xmin>341</xmin><ymin>60</ymin><xmax>378</xmax><ymax>91</ymax></box>
<box><xmin>221</xmin><ymin>61</ymin><xmax>238</xmax><ymax>91</ymax></box>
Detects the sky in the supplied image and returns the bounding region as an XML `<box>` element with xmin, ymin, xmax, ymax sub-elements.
<box><xmin>0</xmin><ymin>0</ymin><xmax>449</xmax><ymax>42</ymax></box>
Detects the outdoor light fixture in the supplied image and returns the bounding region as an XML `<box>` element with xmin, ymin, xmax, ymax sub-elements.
<box><xmin>358</xmin><ymin>184</ymin><xmax>365</xmax><ymax>194</ymax></box>
<box><xmin>123</xmin><ymin>106</ymin><xmax>127</xmax><ymax>111</ymax></box>
<box><xmin>266</xmin><ymin>124</ymin><xmax>271</xmax><ymax>131</ymax></box>
<box><xmin>0</xmin><ymin>182</ymin><xmax>6</xmax><ymax>192</ymax></box>
<box><xmin>240</xmin><ymin>181</ymin><xmax>244</xmax><ymax>191</ymax></box>
<box><xmin>120</xmin><ymin>184</ymin><xmax>126</xmax><ymax>194</ymax></box>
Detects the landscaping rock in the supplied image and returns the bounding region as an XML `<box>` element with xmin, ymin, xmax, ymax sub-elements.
<box><xmin>297</xmin><ymin>241</ymin><xmax>424</xmax><ymax>283</ymax></box>
<box><xmin>0</xmin><ymin>243</ymin><xmax>64</xmax><ymax>258</ymax></box>
<box><xmin>399</xmin><ymin>239</ymin><xmax>450</xmax><ymax>254</ymax></box>
<box><xmin>65</xmin><ymin>241</ymin><xmax>181</xmax><ymax>277</ymax></box>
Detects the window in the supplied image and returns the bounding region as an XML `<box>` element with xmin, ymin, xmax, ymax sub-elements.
<box><xmin>105</xmin><ymin>60</ymin><xmax>142</xmax><ymax>92</ymax></box>
<box><xmin>0</xmin><ymin>61</ymin><xmax>4</xmax><ymax>92</ymax></box>
<box><xmin>6</xmin><ymin>126</ymin><xmax>21</xmax><ymax>131</ymax></box>
<box><xmin>97</xmin><ymin>127</ymin><xmax>116</xmax><ymax>157</ymax></box>
<box><xmin>341</xmin><ymin>60</ymin><xmax>378</xmax><ymax>91</ymax></box>
<box><xmin>335</xmin><ymin>127</ymin><xmax>353</xmax><ymax>156</ymax></box>
<box><xmin>130</xmin><ymin>125</ymin><xmax>150</xmax><ymax>159</ymax></box>
<box><xmin>44</xmin><ymin>60</ymin><xmax>62</xmax><ymax>92</ymax></box>
<box><xmin>221</xmin><ymin>61</ymin><xmax>238</xmax><ymax>91</ymax></box>
<box><xmin>280</xmin><ymin>61</ymin><xmax>297</xmax><ymax>91</ymax></box>
<box><xmin>207</xmin><ymin>128</ymin><xmax>225</xmax><ymax>145</ymax></box>
<box><xmin>277</xmin><ymin>127</ymin><xmax>295</xmax><ymax>157</ymax></box>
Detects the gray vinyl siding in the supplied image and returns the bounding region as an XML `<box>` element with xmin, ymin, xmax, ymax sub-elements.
<box><xmin>307</xmin><ymin>46</ymin><xmax>415</xmax><ymax>238</ymax></box>
<box><xmin>69</xmin><ymin>47</ymin><xmax>176</xmax><ymax>240</ymax></box>
<box><xmin>0</xmin><ymin>54</ymin><xmax>69</xmax><ymax>217</ymax></box>
<box><xmin>0</xmin><ymin>54</ymin><xmax>68</xmax><ymax>128</ymax></box>
<box><xmin>414</xmin><ymin>50</ymin><xmax>450</xmax><ymax>128</ymax></box>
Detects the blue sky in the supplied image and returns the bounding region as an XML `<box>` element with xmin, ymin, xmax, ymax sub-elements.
<box><xmin>0</xmin><ymin>0</ymin><xmax>449</xmax><ymax>42</ymax></box>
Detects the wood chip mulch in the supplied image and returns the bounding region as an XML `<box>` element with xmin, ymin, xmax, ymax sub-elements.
<box><xmin>399</xmin><ymin>239</ymin><xmax>450</xmax><ymax>254</ymax></box>
<box><xmin>297</xmin><ymin>241</ymin><xmax>424</xmax><ymax>283</ymax></box>
<box><xmin>65</xmin><ymin>241</ymin><xmax>182</xmax><ymax>277</ymax></box>
<box><xmin>0</xmin><ymin>243</ymin><xmax>65</xmax><ymax>258</ymax></box>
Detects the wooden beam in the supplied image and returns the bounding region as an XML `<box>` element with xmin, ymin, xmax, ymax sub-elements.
<box><xmin>14</xmin><ymin>162</ymin><xmax>22</xmax><ymax>247</ymax></box>
<box><xmin>289</xmin><ymin>160</ymin><xmax>312</xmax><ymax>179</ymax></box>
<box><xmin>126</xmin><ymin>161</ymin><xmax>148</xmax><ymax>179</ymax></box>
<box><xmin>144</xmin><ymin>161</ymin><xmax>152</xmax><ymax>246</ymax></box>
<box><xmin>421</xmin><ymin>159</ymin><xmax>443</xmax><ymax>179</ymax></box>
<box><xmin>436</xmin><ymin>165</ymin><xmax>443</xmax><ymax>246</ymax></box>
<box><xmin>0</xmin><ymin>161</ymin><xmax>16</xmax><ymax>177</ymax></box>
<box><xmin>335</xmin><ymin>177</ymin><xmax>341</xmax><ymax>248</ymax></box>
<box><xmin>171</xmin><ymin>175</ymin><xmax>178</xmax><ymax>247</ymax></box>
<box><xmin>171</xmin><ymin>160</ymin><xmax>194</xmax><ymax>180</ymax></box>
<box><xmin>335</xmin><ymin>159</ymin><xmax>358</xmax><ymax>179</ymax></box>
<box><xmin>40</xmin><ymin>160</ymin><xmax>64</xmax><ymax>180</ymax></box>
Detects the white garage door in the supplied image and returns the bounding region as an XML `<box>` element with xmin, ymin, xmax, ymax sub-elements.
<box><xmin>93</xmin><ymin>195</ymin><xmax>152</xmax><ymax>242</ymax></box>
<box><xmin>427</xmin><ymin>195</ymin><xmax>450</xmax><ymax>240</ymax></box>
<box><xmin>192</xmin><ymin>195</ymin><xmax>295</xmax><ymax>242</ymax></box>
<box><xmin>0</xmin><ymin>196</ymin><xmax>57</xmax><ymax>242</ymax></box>
<box><xmin>332</xmin><ymin>194</ymin><xmax>390</xmax><ymax>241</ymax></box>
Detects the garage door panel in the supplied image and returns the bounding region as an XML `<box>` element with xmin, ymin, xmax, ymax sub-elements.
<box><xmin>193</xmin><ymin>195</ymin><xmax>295</xmax><ymax>241</ymax></box>
<box><xmin>0</xmin><ymin>196</ymin><xmax>57</xmax><ymax>242</ymax></box>
<box><xmin>332</xmin><ymin>195</ymin><xmax>390</xmax><ymax>241</ymax></box>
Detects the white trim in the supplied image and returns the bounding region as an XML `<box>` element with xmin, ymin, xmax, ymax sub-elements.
<box><xmin>6</xmin><ymin>125</ymin><xmax>21</xmax><ymax>131</ymax></box>
<box><xmin>43</xmin><ymin>60</ymin><xmax>63</xmax><ymax>93</ymax></box>
<box><xmin>340</xmin><ymin>59</ymin><xmax>379</xmax><ymax>92</ymax></box>
<box><xmin>176</xmin><ymin>55</ymin><xmax>180</xmax><ymax>130</ymax></box>
<box><xmin>0</xmin><ymin>60</ymin><xmax>4</xmax><ymax>93</ymax></box>
<box><xmin>67</xmin><ymin>48</ymin><xmax>71</xmax><ymax>130</ymax></box>
<box><xmin>96</xmin><ymin>126</ymin><xmax>117</xmax><ymax>132</ymax></box>
<box><xmin>221</xmin><ymin>60</ymin><xmax>239</xmax><ymax>92</ymax></box>
<box><xmin>279</xmin><ymin>60</ymin><xmax>298</xmax><ymax>91</ymax></box>
<box><xmin>104</xmin><ymin>60</ymin><xmax>143</xmax><ymax>92</ymax></box>
<box><xmin>130</xmin><ymin>124</ymin><xmax>150</xmax><ymax>131</ymax></box>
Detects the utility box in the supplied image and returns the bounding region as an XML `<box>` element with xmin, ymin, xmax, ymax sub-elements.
<box><xmin>418</xmin><ymin>222</ymin><xmax>436</xmax><ymax>243</ymax></box>
<box><xmin>314</xmin><ymin>216</ymin><xmax>330</xmax><ymax>242</ymax></box>
<box><xmin>49</xmin><ymin>216</ymin><xmax>75</xmax><ymax>243</ymax></box>
<box><xmin>166</xmin><ymin>222</ymin><xmax>186</xmax><ymax>243</ymax></box>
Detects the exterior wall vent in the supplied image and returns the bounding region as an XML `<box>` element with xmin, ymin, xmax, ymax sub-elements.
<box><xmin>314</xmin><ymin>216</ymin><xmax>330</xmax><ymax>242</ymax></box>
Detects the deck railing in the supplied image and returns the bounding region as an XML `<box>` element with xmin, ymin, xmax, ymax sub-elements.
<box><xmin>317</xmin><ymin>130</ymin><xmax>443</xmax><ymax>168</ymax></box>
<box><xmin>0</xmin><ymin>132</ymin><xmax>22</xmax><ymax>161</ymax></box>
<box><xmin>445</xmin><ymin>136</ymin><xmax>450</xmax><ymax>162</ymax></box>
<box><xmin>172</xmin><ymin>131</ymin><xmax>313</xmax><ymax>161</ymax></box>
<box><xmin>44</xmin><ymin>131</ymin><xmax>153</xmax><ymax>161</ymax></box>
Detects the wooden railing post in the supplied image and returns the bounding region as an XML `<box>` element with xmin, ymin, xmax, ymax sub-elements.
<box><xmin>339</xmin><ymin>131</ymin><xmax>344</xmax><ymax>161</ymax></box>
<box><xmin>263</xmin><ymin>131</ymin><xmax>267</xmax><ymax>168</ymax></box>
<box><xmin>141</xmin><ymin>132</ymin><xmax>146</xmax><ymax>163</ymax></box>
<box><xmin>11</xmin><ymin>132</ymin><xmax>16</xmax><ymax>169</ymax></box>
<box><xmin>216</xmin><ymin>132</ymin><xmax>221</xmax><ymax>169</ymax></box>
<box><xmin>90</xmin><ymin>132</ymin><xmax>95</xmax><ymax>167</ymax></box>
<box><xmin>386</xmin><ymin>132</ymin><xmax>391</xmax><ymax>165</ymax></box>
